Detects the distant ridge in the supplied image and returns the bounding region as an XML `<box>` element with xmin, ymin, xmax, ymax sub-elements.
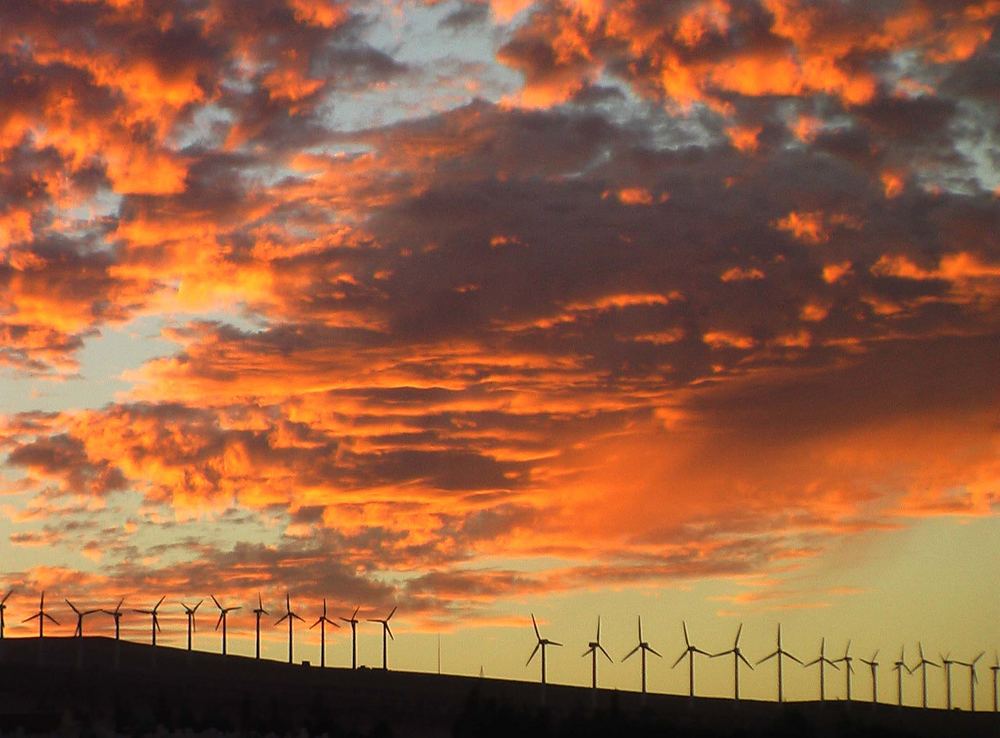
<box><xmin>0</xmin><ymin>637</ymin><xmax>995</xmax><ymax>737</ymax></box>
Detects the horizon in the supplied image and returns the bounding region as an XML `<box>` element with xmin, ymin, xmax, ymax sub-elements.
<box><xmin>0</xmin><ymin>0</ymin><xmax>997</xmax><ymax>721</ymax></box>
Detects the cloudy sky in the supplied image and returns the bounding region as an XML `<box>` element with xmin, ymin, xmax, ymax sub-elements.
<box><xmin>0</xmin><ymin>0</ymin><xmax>997</xmax><ymax>703</ymax></box>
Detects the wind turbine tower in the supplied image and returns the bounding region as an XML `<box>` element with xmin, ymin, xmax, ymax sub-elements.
<box><xmin>860</xmin><ymin>650</ymin><xmax>880</xmax><ymax>704</ymax></box>
<box><xmin>756</xmin><ymin>624</ymin><xmax>803</xmax><ymax>703</ymax></box>
<box><xmin>623</xmin><ymin>616</ymin><xmax>661</xmax><ymax>696</ymax></box>
<box><xmin>0</xmin><ymin>590</ymin><xmax>12</xmax><ymax>639</ymax></box>
<box><xmin>23</xmin><ymin>592</ymin><xmax>59</xmax><ymax>637</ymax></box>
<box><xmin>711</xmin><ymin>623</ymin><xmax>753</xmax><ymax>701</ymax></box>
<box><xmin>66</xmin><ymin>599</ymin><xmax>100</xmax><ymax>637</ymax></box>
<box><xmin>368</xmin><ymin>606</ymin><xmax>397</xmax><ymax>670</ymax></box>
<box><xmin>893</xmin><ymin>647</ymin><xmax>912</xmax><ymax>707</ymax></box>
<box><xmin>253</xmin><ymin>593</ymin><xmax>268</xmax><ymax>659</ymax></box>
<box><xmin>309</xmin><ymin>598</ymin><xmax>339</xmax><ymax>667</ymax></box>
<box><xmin>833</xmin><ymin>640</ymin><xmax>855</xmax><ymax>701</ymax></box>
<box><xmin>914</xmin><ymin>642</ymin><xmax>940</xmax><ymax>709</ymax></box>
<box><xmin>212</xmin><ymin>595</ymin><xmax>240</xmax><ymax>656</ymax></box>
<box><xmin>991</xmin><ymin>652</ymin><xmax>999</xmax><ymax>713</ymax></box>
<box><xmin>133</xmin><ymin>596</ymin><xmax>165</xmax><ymax>646</ymax></box>
<box><xmin>526</xmin><ymin>613</ymin><xmax>562</xmax><ymax>701</ymax></box>
<box><xmin>180</xmin><ymin>600</ymin><xmax>203</xmax><ymax>651</ymax></box>
<box><xmin>805</xmin><ymin>638</ymin><xmax>840</xmax><ymax>701</ymax></box>
<box><xmin>340</xmin><ymin>606</ymin><xmax>360</xmax><ymax>669</ymax></box>
<box><xmin>581</xmin><ymin>616</ymin><xmax>612</xmax><ymax>691</ymax></box>
<box><xmin>275</xmin><ymin>592</ymin><xmax>304</xmax><ymax>664</ymax></box>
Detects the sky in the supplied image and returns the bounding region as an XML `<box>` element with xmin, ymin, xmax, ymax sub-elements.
<box><xmin>0</xmin><ymin>0</ymin><xmax>998</xmax><ymax>708</ymax></box>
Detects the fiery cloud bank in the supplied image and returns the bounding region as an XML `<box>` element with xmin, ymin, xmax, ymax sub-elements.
<box><xmin>0</xmin><ymin>0</ymin><xmax>997</xmax><ymax>638</ymax></box>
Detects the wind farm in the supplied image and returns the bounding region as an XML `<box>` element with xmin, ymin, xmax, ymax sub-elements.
<box><xmin>0</xmin><ymin>603</ymin><xmax>994</xmax><ymax>738</ymax></box>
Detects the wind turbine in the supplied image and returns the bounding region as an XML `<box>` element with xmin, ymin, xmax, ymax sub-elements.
<box><xmin>65</xmin><ymin>599</ymin><xmax>100</xmax><ymax>637</ymax></box>
<box><xmin>957</xmin><ymin>651</ymin><xmax>985</xmax><ymax>712</ymax></box>
<box><xmin>711</xmin><ymin>623</ymin><xmax>753</xmax><ymax>701</ymax></box>
<box><xmin>275</xmin><ymin>592</ymin><xmax>304</xmax><ymax>664</ymax></box>
<box><xmin>756</xmin><ymin>624</ymin><xmax>803</xmax><ymax>703</ymax></box>
<box><xmin>180</xmin><ymin>600</ymin><xmax>203</xmax><ymax>651</ymax></box>
<box><xmin>133</xmin><ymin>596</ymin><xmax>165</xmax><ymax>646</ymax></box>
<box><xmin>526</xmin><ymin>613</ymin><xmax>562</xmax><ymax>692</ymax></box>
<box><xmin>22</xmin><ymin>591</ymin><xmax>59</xmax><ymax>637</ymax></box>
<box><xmin>103</xmin><ymin>598</ymin><xmax>125</xmax><ymax>640</ymax></box>
<box><xmin>941</xmin><ymin>652</ymin><xmax>957</xmax><ymax>710</ymax></box>
<box><xmin>252</xmin><ymin>593</ymin><xmax>268</xmax><ymax>659</ymax></box>
<box><xmin>832</xmin><ymin>640</ymin><xmax>855</xmax><ymax>701</ymax></box>
<box><xmin>368</xmin><ymin>606</ymin><xmax>397</xmax><ymax>670</ymax></box>
<box><xmin>990</xmin><ymin>652</ymin><xmax>999</xmax><ymax>712</ymax></box>
<box><xmin>860</xmin><ymin>649</ymin><xmax>879</xmax><ymax>704</ymax></box>
<box><xmin>0</xmin><ymin>589</ymin><xmax>12</xmax><ymax>639</ymax></box>
<box><xmin>623</xmin><ymin>616</ymin><xmax>661</xmax><ymax>696</ymax></box>
<box><xmin>893</xmin><ymin>646</ymin><xmax>912</xmax><ymax>706</ymax></box>
<box><xmin>805</xmin><ymin>638</ymin><xmax>840</xmax><ymax>701</ymax></box>
<box><xmin>582</xmin><ymin>616</ymin><xmax>612</xmax><ymax>691</ymax></box>
<box><xmin>671</xmin><ymin>621</ymin><xmax>710</xmax><ymax>698</ymax></box>
<box><xmin>309</xmin><ymin>598</ymin><xmax>339</xmax><ymax>667</ymax></box>
<box><xmin>913</xmin><ymin>642</ymin><xmax>940</xmax><ymax>709</ymax></box>
<box><xmin>211</xmin><ymin>595</ymin><xmax>240</xmax><ymax>656</ymax></box>
<box><xmin>340</xmin><ymin>606</ymin><xmax>360</xmax><ymax>669</ymax></box>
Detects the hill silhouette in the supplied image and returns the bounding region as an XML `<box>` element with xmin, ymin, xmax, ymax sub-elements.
<box><xmin>0</xmin><ymin>637</ymin><xmax>995</xmax><ymax>737</ymax></box>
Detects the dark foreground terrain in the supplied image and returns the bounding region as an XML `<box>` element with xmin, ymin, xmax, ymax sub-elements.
<box><xmin>0</xmin><ymin>638</ymin><xmax>995</xmax><ymax>737</ymax></box>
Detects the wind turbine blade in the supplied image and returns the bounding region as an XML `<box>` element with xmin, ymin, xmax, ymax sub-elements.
<box><xmin>154</xmin><ymin>595</ymin><xmax>165</xmax><ymax>611</ymax></box>
<box><xmin>115</xmin><ymin>598</ymin><xmax>124</xmax><ymax>613</ymax></box>
<box><xmin>637</xmin><ymin>615</ymin><xmax>642</xmax><ymax>643</ymax></box>
<box><xmin>805</xmin><ymin>657</ymin><xmax>821</xmax><ymax>667</ymax></box>
<box><xmin>526</xmin><ymin>643</ymin><xmax>540</xmax><ymax>665</ymax></box>
<box><xmin>972</xmin><ymin>651</ymin><xmax>985</xmax><ymax>665</ymax></box>
<box><xmin>871</xmin><ymin>649</ymin><xmax>879</xmax><ymax>662</ymax></box>
<box><xmin>735</xmin><ymin>623</ymin><xmax>743</xmax><ymax>648</ymax></box>
<box><xmin>44</xmin><ymin>613</ymin><xmax>59</xmax><ymax>625</ymax></box>
<box><xmin>386</xmin><ymin>606</ymin><xmax>397</xmax><ymax>621</ymax></box>
<box><xmin>531</xmin><ymin>613</ymin><xmax>540</xmax><ymax>640</ymax></box>
<box><xmin>293</xmin><ymin>612</ymin><xmax>305</xmax><ymax>622</ymax></box>
<box><xmin>599</xmin><ymin>644</ymin><xmax>612</xmax><ymax>662</ymax></box>
<box><xmin>0</xmin><ymin>590</ymin><xmax>11</xmax><ymax>606</ymax></box>
<box><xmin>549</xmin><ymin>640</ymin><xmax>562</xmax><ymax>647</ymax></box>
<box><xmin>739</xmin><ymin>653</ymin><xmax>754</xmax><ymax>669</ymax></box>
<box><xmin>683</xmin><ymin>620</ymin><xmax>690</xmax><ymax>647</ymax></box>
<box><xmin>596</xmin><ymin>616</ymin><xmax>601</xmax><ymax>643</ymax></box>
<box><xmin>788</xmin><ymin>653</ymin><xmax>804</xmax><ymax>665</ymax></box>
<box><xmin>215</xmin><ymin>613</ymin><xmax>224</xmax><ymax>631</ymax></box>
<box><xmin>310</xmin><ymin>619</ymin><xmax>320</xmax><ymax>629</ymax></box>
<box><xmin>386</xmin><ymin>624</ymin><xmax>394</xmax><ymax>640</ymax></box>
<box><xmin>671</xmin><ymin>651</ymin><xmax>687</xmax><ymax>669</ymax></box>
<box><xmin>194</xmin><ymin>600</ymin><xmax>203</xmax><ymax>612</ymax></box>
<box><xmin>622</xmin><ymin>645</ymin><xmax>640</xmax><ymax>662</ymax></box>
<box><xmin>757</xmin><ymin>651</ymin><xmax>778</xmax><ymax>665</ymax></box>
<box><xmin>66</xmin><ymin>599</ymin><xmax>80</xmax><ymax>615</ymax></box>
<box><xmin>648</xmin><ymin>646</ymin><xmax>662</xmax><ymax>658</ymax></box>
<box><xmin>258</xmin><ymin>593</ymin><xmax>264</xmax><ymax>611</ymax></box>
<box><xmin>23</xmin><ymin>613</ymin><xmax>40</xmax><ymax>623</ymax></box>
<box><xmin>710</xmin><ymin>650</ymin><xmax>730</xmax><ymax>659</ymax></box>
<box><xmin>693</xmin><ymin>647</ymin><xmax>711</xmax><ymax>657</ymax></box>
<box><xmin>582</xmin><ymin>647</ymin><xmax>594</xmax><ymax>658</ymax></box>
<box><xmin>212</xmin><ymin>595</ymin><xmax>222</xmax><ymax>610</ymax></box>
<box><xmin>352</xmin><ymin>606</ymin><xmax>359</xmax><ymax>619</ymax></box>
<box><xmin>276</xmin><ymin>613</ymin><xmax>289</xmax><ymax>625</ymax></box>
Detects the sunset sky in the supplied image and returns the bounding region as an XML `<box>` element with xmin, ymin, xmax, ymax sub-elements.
<box><xmin>0</xmin><ymin>0</ymin><xmax>998</xmax><ymax>706</ymax></box>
